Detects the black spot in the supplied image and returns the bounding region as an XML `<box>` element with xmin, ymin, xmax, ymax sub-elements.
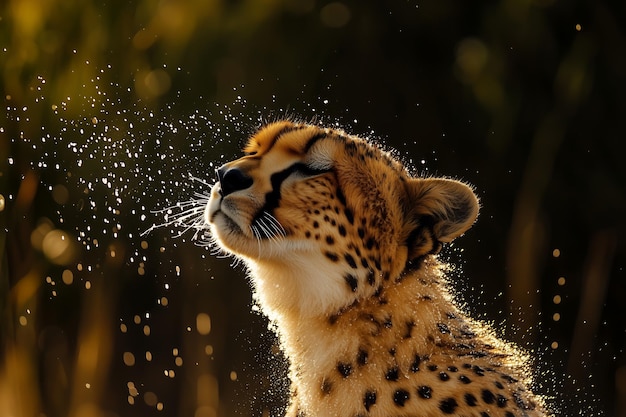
<box><xmin>417</xmin><ymin>386</ymin><xmax>432</xmax><ymax>399</ymax></box>
<box><xmin>328</xmin><ymin>314</ymin><xmax>339</xmax><ymax>325</ymax></box>
<box><xmin>366</xmin><ymin>270</ymin><xmax>375</xmax><ymax>286</ymax></box>
<box><xmin>494</xmin><ymin>381</ymin><xmax>504</xmax><ymax>389</ymax></box>
<box><xmin>358</xmin><ymin>228</ymin><xmax>365</xmax><ymax>238</ymax></box>
<box><xmin>321</xmin><ymin>378</ymin><xmax>332</xmax><ymax>395</ymax></box>
<box><xmin>357</xmin><ymin>349</ymin><xmax>368</xmax><ymax>366</ymax></box>
<box><xmin>465</xmin><ymin>393</ymin><xmax>477</xmax><ymax>406</ymax></box>
<box><xmin>373</xmin><ymin>286</ymin><xmax>382</xmax><ymax>297</ymax></box>
<box><xmin>383</xmin><ymin>317</ymin><xmax>393</xmax><ymax>328</ymax></box>
<box><xmin>497</xmin><ymin>394</ymin><xmax>508</xmax><ymax>408</ymax></box>
<box><xmin>410</xmin><ymin>355</ymin><xmax>421</xmax><ymax>372</ymax></box>
<box><xmin>505</xmin><ymin>412</ymin><xmax>516</xmax><ymax>417</ymax></box>
<box><xmin>447</xmin><ymin>366</ymin><xmax>458</xmax><ymax>372</ymax></box>
<box><xmin>459</xmin><ymin>375</ymin><xmax>472</xmax><ymax>384</ymax></box>
<box><xmin>439</xmin><ymin>398</ymin><xmax>458</xmax><ymax>414</ymax></box>
<box><xmin>393</xmin><ymin>389</ymin><xmax>410</xmax><ymax>407</ymax></box>
<box><xmin>482</xmin><ymin>389</ymin><xmax>495</xmax><ymax>404</ymax></box>
<box><xmin>344</xmin><ymin>253</ymin><xmax>357</xmax><ymax>269</ymax></box>
<box><xmin>513</xmin><ymin>392</ymin><xmax>535</xmax><ymax>410</ymax></box>
<box><xmin>345</xmin><ymin>208</ymin><xmax>354</xmax><ymax>225</ymax></box>
<box><xmin>404</xmin><ymin>321</ymin><xmax>416</xmax><ymax>338</ymax></box>
<box><xmin>439</xmin><ymin>372</ymin><xmax>450</xmax><ymax>381</ymax></box>
<box><xmin>388</xmin><ymin>347</ymin><xmax>396</xmax><ymax>356</ymax></box>
<box><xmin>427</xmin><ymin>364</ymin><xmax>438</xmax><ymax>371</ymax></box>
<box><xmin>337</xmin><ymin>362</ymin><xmax>352</xmax><ymax>378</ymax></box>
<box><xmin>336</xmin><ymin>188</ymin><xmax>347</xmax><ymax>206</ymax></box>
<box><xmin>313</xmin><ymin>221</ymin><xmax>319</xmax><ymax>228</ymax></box>
<box><xmin>344</xmin><ymin>274</ymin><xmax>358</xmax><ymax>292</ymax></box>
<box><xmin>385</xmin><ymin>367</ymin><xmax>399</xmax><ymax>381</ymax></box>
<box><xmin>325</xmin><ymin>236</ymin><xmax>335</xmax><ymax>245</ymax></box>
<box><xmin>361</xmin><ymin>258</ymin><xmax>370</xmax><ymax>269</ymax></box>
<box><xmin>501</xmin><ymin>374</ymin><xmax>519</xmax><ymax>383</ymax></box>
<box><xmin>364</xmin><ymin>391</ymin><xmax>377</xmax><ymax>412</ymax></box>
<box><xmin>473</xmin><ymin>365</ymin><xmax>485</xmax><ymax>376</ymax></box>
<box><xmin>422</xmin><ymin>295</ymin><xmax>433</xmax><ymax>301</ymax></box>
<box><xmin>460</xmin><ymin>327</ymin><xmax>477</xmax><ymax>338</ymax></box>
<box><xmin>437</xmin><ymin>323</ymin><xmax>450</xmax><ymax>334</ymax></box>
<box><xmin>365</xmin><ymin>238</ymin><xmax>375</xmax><ymax>250</ymax></box>
<box><xmin>360</xmin><ymin>313</ymin><xmax>382</xmax><ymax>336</ymax></box>
<box><xmin>467</xmin><ymin>350</ymin><xmax>489</xmax><ymax>358</ymax></box>
<box><xmin>338</xmin><ymin>224</ymin><xmax>347</xmax><ymax>236</ymax></box>
<box><xmin>462</xmin><ymin>363</ymin><xmax>472</xmax><ymax>369</ymax></box>
<box><xmin>456</xmin><ymin>343</ymin><xmax>474</xmax><ymax>351</ymax></box>
<box><xmin>481</xmin><ymin>413</ymin><xmax>491</xmax><ymax>417</ymax></box>
<box><xmin>324</xmin><ymin>251</ymin><xmax>339</xmax><ymax>262</ymax></box>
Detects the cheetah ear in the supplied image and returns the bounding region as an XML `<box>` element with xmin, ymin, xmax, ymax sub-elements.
<box><xmin>404</xmin><ymin>178</ymin><xmax>479</xmax><ymax>259</ymax></box>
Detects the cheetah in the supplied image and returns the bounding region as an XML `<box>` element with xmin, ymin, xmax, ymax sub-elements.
<box><xmin>205</xmin><ymin>121</ymin><xmax>549</xmax><ymax>417</ymax></box>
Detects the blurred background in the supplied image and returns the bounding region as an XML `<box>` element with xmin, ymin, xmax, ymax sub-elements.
<box><xmin>1</xmin><ymin>0</ymin><xmax>624</xmax><ymax>416</ymax></box>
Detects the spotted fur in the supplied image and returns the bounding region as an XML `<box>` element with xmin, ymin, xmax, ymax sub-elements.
<box><xmin>205</xmin><ymin>121</ymin><xmax>549</xmax><ymax>417</ymax></box>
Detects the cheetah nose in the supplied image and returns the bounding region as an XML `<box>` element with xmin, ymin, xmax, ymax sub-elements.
<box><xmin>216</xmin><ymin>165</ymin><xmax>253</xmax><ymax>197</ymax></box>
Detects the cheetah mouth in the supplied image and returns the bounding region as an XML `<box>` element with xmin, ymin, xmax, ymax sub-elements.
<box><xmin>211</xmin><ymin>206</ymin><xmax>286</xmax><ymax>241</ymax></box>
<box><xmin>206</xmin><ymin>200</ymin><xmax>249</xmax><ymax>242</ymax></box>
<box><xmin>214</xmin><ymin>210</ymin><xmax>245</xmax><ymax>235</ymax></box>
<box><xmin>205</xmin><ymin>184</ymin><xmax>266</xmax><ymax>241</ymax></box>
<box><xmin>206</xmin><ymin>191</ymin><xmax>241</xmax><ymax>233</ymax></box>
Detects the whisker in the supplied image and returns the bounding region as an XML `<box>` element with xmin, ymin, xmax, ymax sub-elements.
<box><xmin>263</xmin><ymin>216</ymin><xmax>281</xmax><ymax>243</ymax></box>
<box><xmin>141</xmin><ymin>176</ymin><xmax>213</xmax><ymax>247</ymax></box>
<box><xmin>263</xmin><ymin>212</ymin><xmax>287</xmax><ymax>237</ymax></box>
<box><xmin>250</xmin><ymin>225</ymin><xmax>263</xmax><ymax>258</ymax></box>
<box><xmin>251</xmin><ymin>211</ymin><xmax>286</xmax><ymax>242</ymax></box>
<box><xmin>255</xmin><ymin>218</ymin><xmax>271</xmax><ymax>240</ymax></box>
<box><xmin>188</xmin><ymin>175</ymin><xmax>214</xmax><ymax>187</ymax></box>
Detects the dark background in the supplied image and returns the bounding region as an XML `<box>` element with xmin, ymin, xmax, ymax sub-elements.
<box><xmin>1</xmin><ymin>1</ymin><xmax>624</xmax><ymax>416</ymax></box>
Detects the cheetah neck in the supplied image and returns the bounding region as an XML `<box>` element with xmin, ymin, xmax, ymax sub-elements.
<box><xmin>251</xmin><ymin>256</ymin><xmax>467</xmax><ymax>410</ymax></box>
<box><xmin>248</xmin><ymin>254</ymin><xmax>542</xmax><ymax>417</ymax></box>
<box><xmin>247</xmin><ymin>249</ymin><xmax>374</xmax><ymax>322</ymax></box>
<box><xmin>283</xmin><ymin>263</ymin><xmax>451</xmax><ymax>356</ymax></box>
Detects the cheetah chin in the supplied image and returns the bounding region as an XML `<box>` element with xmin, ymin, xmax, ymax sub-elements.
<box><xmin>206</xmin><ymin>120</ymin><xmax>551</xmax><ymax>417</ymax></box>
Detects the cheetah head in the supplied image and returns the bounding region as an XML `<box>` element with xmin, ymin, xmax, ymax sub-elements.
<box><xmin>206</xmin><ymin>121</ymin><xmax>479</xmax><ymax>318</ymax></box>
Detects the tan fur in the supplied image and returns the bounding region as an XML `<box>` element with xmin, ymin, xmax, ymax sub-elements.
<box><xmin>206</xmin><ymin>121</ymin><xmax>549</xmax><ymax>417</ymax></box>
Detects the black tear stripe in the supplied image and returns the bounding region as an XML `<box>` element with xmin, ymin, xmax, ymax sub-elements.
<box><xmin>253</xmin><ymin>163</ymin><xmax>331</xmax><ymax>233</ymax></box>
